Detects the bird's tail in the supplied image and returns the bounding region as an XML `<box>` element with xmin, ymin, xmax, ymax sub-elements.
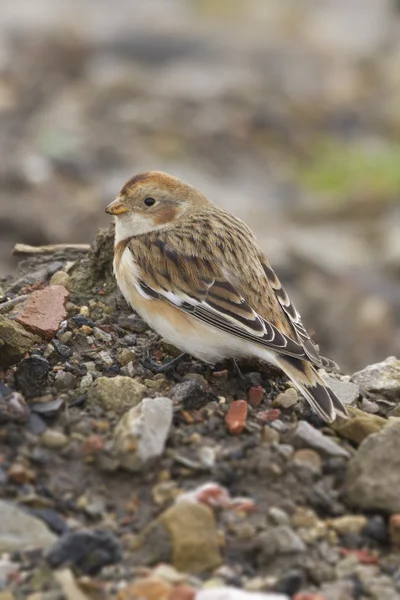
<box><xmin>275</xmin><ymin>355</ymin><xmax>348</xmax><ymax>422</ymax></box>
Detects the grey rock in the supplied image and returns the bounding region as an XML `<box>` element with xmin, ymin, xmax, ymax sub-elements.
<box><xmin>0</xmin><ymin>500</ymin><xmax>57</xmax><ymax>552</ymax></box>
<box><xmin>113</xmin><ymin>397</ymin><xmax>173</xmax><ymax>471</ymax></box>
<box><xmin>32</xmin><ymin>397</ymin><xmax>64</xmax><ymax>417</ymax></box>
<box><xmin>321</xmin><ymin>375</ymin><xmax>360</xmax><ymax>405</ymax></box>
<box><xmin>170</xmin><ymin>375</ymin><xmax>218</xmax><ymax>410</ymax></box>
<box><xmin>0</xmin><ymin>315</ymin><xmax>36</xmax><ymax>367</ymax></box>
<box><xmin>54</xmin><ymin>370</ymin><xmax>76</xmax><ymax>391</ymax></box>
<box><xmin>93</xmin><ymin>327</ymin><xmax>112</xmax><ymax>343</ymax></box>
<box><xmin>345</xmin><ymin>420</ymin><xmax>400</xmax><ymax>512</ymax></box>
<box><xmin>87</xmin><ymin>375</ymin><xmax>146</xmax><ymax>414</ymax></box>
<box><xmin>258</xmin><ymin>525</ymin><xmax>306</xmax><ymax>563</ymax></box>
<box><xmin>351</xmin><ymin>356</ymin><xmax>400</xmax><ymax>401</ymax></box>
<box><xmin>292</xmin><ymin>420</ymin><xmax>350</xmax><ymax>458</ymax></box>
<box><xmin>197</xmin><ymin>590</ymin><xmax>289</xmax><ymax>600</ymax></box>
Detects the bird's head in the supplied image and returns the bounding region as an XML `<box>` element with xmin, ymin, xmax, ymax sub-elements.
<box><xmin>105</xmin><ymin>171</ymin><xmax>210</xmax><ymax>241</ymax></box>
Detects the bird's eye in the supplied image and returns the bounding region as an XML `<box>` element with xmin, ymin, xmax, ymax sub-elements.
<box><xmin>144</xmin><ymin>197</ymin><xmax>156</xmax><ymax>207</ymax></box>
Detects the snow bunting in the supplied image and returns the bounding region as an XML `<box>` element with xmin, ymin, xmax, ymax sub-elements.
<box><xmin>106</xmin><ymin>171</ymin><xmax>347</xmax><ymax>422</ymax></box>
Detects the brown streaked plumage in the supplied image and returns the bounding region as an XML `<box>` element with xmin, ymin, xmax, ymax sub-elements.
<box><xmin>105</xmin><ymin>171</ymin><xmax>347</xmax><ymax>422</ymax></box>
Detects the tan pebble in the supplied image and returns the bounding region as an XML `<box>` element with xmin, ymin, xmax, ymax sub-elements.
<box><xmin>328</xmin><ymin>515</ymin><xmax>367</xmax><ymax>535</ymax></box>
<box><xmin>58</xmin><ymin>331</ymin><xmax>73</xmax><ymax>344</ymax></box>
<box><xmin>293</xmin><ymin>449</ymin><xmax>322</xmax><ymax>473</ymax></box>
<box><xmin>168</xmin><ymin>584</ymin><xmax>196</xmax><ymax>600</ymax></box>
<box><xmin>79</xmin><ymin>306</ymin><xmax>90</xmax><ymax>317</ymax></box>
<box><xmin>92</xmin><ymin>420</ymin><xmax>110</xmax><ymax>433</ymax></box>
<box><xmin>118</xmin><ymin>348</ymin><xmax>137</xmax><ymax>366</ymax></box>
<box><xmin>7</xmin><ymin>462</ymin><xmax>35</xmax><ymax>484</ymax></box>
<box><xmin>80</xmin><ymin>325</ymin><xmax>93</xmax><ymax>335</ymax></box>
<box><xmin>273</xmin><ymin>388</ymin><xmax>299</xmax><ymax>409</ymax></box>
<box><xmin>41</xmin><ymin>429</ymin><xmax>69</xmax><ymax>449</ymax></box>
<box><xmin>50</xmin><ymin>271</ymin><xmax>71</xmax><ymax>290</ymax></box>
<box><xmin>144</xmin><ymin>378</ymin><xmax>163</xmax><ymax>389</ymax></box>
<box><xmin>292</xmin><ymin>507</ymin><xmax>319</xmax><ymax>529</ymax></box>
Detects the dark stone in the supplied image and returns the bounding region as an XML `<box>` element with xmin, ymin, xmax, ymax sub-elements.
<box><xmin>274</xmin><ymin>569</ymin><xmax>305</xmax><ymax>595</ymax></box>
<box><xmin>30</xmin><ymin>508</ymin><xmax>68</xmax><ymax>535</ymax></box>
<box><xmin>15</xmin><ymin>355</ymin><xmax>50</xmax><ymax>398</ymax></box>
<box><xmin>243</xmin><ymin>372</ymin><xmax>263</xmax><ymax>388</ymax></box>
<box><xmin>118</xmin><ymin>315</ymin><xmax>148</xmax><ymax>333</ymax></box>
<box><xmin>45</xmin><ymin>529</ymin><xmax>121</xmax><ymax>575</ymax></box>
<box><xmin>72</xmin><ymin>315</ymin><xmax>95</xmax><ymax>328</ymax></box>
<box><xmin>52</xmin><ymin>339</ymin><xmax>73</xmax><ymax>358</ymax></box>
<box><xmin>363</xmin><ymin>515</ymin><xmax>388</xmax><ymax>545</ymax></box>
<box><xmin>170</xmin><ymin>376</ymin><xmax>218</xmax><ymax>410</ymax></box>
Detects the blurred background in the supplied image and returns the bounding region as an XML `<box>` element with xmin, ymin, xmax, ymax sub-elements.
<box><xmin>0</xmin><ymin>0</ymin><xmax>399</xmax><ymax>372</ymax></box>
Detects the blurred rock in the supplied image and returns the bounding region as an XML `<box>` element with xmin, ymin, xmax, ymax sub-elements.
<box><xmin>15</xmin><ymin>355</ymin><xmax>50</xmax><ymax>398</ymax></box>
<box><xmin>345</xmin><ymin>420</ymin><xmax>400</xmax><ymax>512</ymax></box>
<box><xmin>113</xmin><ymin>397</ymin><xmax>173</xmax><ymax>471</ymax></box>
<box><xmin>0</xmin><ymin>500</ymin><xmax>57</xmax><ymax>552</ymax></box>
<box><xmin>351</xmin><ymin>357</ymin><xmax>400</xmax><ymax>401</ymax></box>
<box><xmin>291</xmin><ymin>420</ymin><xmax>349</xmax><ymax>458</ymax></box>
<box><xmin>332</xmin><ymin>407</ymin><xmax>387</xmax><ymax>444</ymax></box>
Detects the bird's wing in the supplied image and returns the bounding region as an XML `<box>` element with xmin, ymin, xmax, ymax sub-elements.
<box><xmin>129</xmin><ymin>238</ymin><xmax>311</xmax><ymax>362</ymax></box>
<box><xmin>260</xmin><ymin>260</ymin><xmax>323</xmax><ymax>366</ymax></box>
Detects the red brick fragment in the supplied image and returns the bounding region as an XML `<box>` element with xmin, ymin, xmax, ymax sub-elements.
<box><xmin>82</xmin><ymin>435</ymin><xmax>104</xmax><ymax>454</ymax></box>
<box><xmin>226</xmin><ymin>399</ymin><xmax>247</xmax><ymax>434</ymax></box>
<box><xmin>16</xmin><ymin>285</ymin><xmax>69</xmax><ymax>340</ymax></box>
<box><xmin>247</xmin><ymin>385</ymin><xmax>264</xmax><ymax>407</ymax></box>
<box><xmin>340</xmin><ymin>548</ymin><xmax>379</xmax><ymax>565</ymax></box>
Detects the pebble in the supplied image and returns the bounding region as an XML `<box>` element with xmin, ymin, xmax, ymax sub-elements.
<box><xmin>31</xmin><ymin>397</ymin><xmax>64</xmax><ymax>418</ymax></box>
<box><xmin>117</xmin><ymin>577</ymin><xmax>173</xmax><ymax>600</ymax></box>
<box><xmin>141</xmin><ymin>501</ymin><xmax>222</xmax><ymax>574</ymax></box>
<box><xmin>50</xmin><ymin>270</ymin><xmax>71</xmax><ymax>290</ymax></box>
<box><xmin>72</xmin><ymin>314</ymin><xmax>94</xmax><ymax>327</ymax></box>
<box><xmin>52</xmin><ymin>338</ymin><xmax>73</xmax><ymax>358</ymax></box>
<box><xmin>0</xmin><ymin>315</ymin><xmax>36</xmax><ymax>367</ymax></box>
<box><xmin>328</xmin><ymin>515</ymin><xmax>367</xmax><ymax>535</ymax></box>
<box><xmin>171</xmin><ymin>377</ymin><xmax>218</xmax><ymax>410</ymax></box>
<box><xmin>87</xmin><ymin>376</ymin><xmax>146</xmax><ymax>414</ymax></box>
<box><xmin>113</xmin><ymin>397</ymin><xmax>173</xmax><ymax>471</ymax></box>
<box><xmin>247</xmin><ymin>386</ymin><xmax>264</xmax><ymax>408</ymax></box>
<box><xmin>45</xmin><ymin>529</ymin><xmax>121</xmax><ymax>575</ymax></box>
<box><xmin>0</xmin><ymin>500</ymin><xmax>57</xmax><ymax>552</ymax></box>
<box><xmin>292</xmin><ymin>420</ymin><xmax>350</xmax><ymax>458</ymax></box>
<box><xmin>332</xmin><ymin>407</ymin><xmax>387</xmax><ymax>444</ymax></box>
<box><xmin>292</xmin><ymin>449</ymin><xmax>322</xmax><ymax>475</ymax></box>
<box><xmin>117</xmin><ymin>348</ymin><xmax>137</xmax><ymax>366</ymax></box>
<box><xmin>0</xmin><ymin>391</ymin><xmax>30</xmax><ymax>424</ymax></box>
<box><xmin>351</xmin><ymin>356</ymin><xmax>400</xmax><ymax>400</ymax></box>
<box><xmin>41</xmin><ymin>429</ymin><xmax>69</xmax><ymax>449</ymax></box>
<box><xmin>99</xmin><ymin>350</ymin><xmax>114</xmax><ymax>366</ymax></box>
<box><xmin>268</xmin><ymin>507</ymin><xmax>291</xmax><ymax>526</ymax></box>
<box><xmin>58</xmin><ymin>331</ymin><xmax>73</xmax><ymax>344</ymax></box>
<box><xmin>257</xmin><ymin>526</ymin><xmax>306</xmax><ymax>563</ymax></box>
<box><xmin>27</xmin><ymin>412</ymin><xmax>47</xmax><ymax>435</ymax></box>
<box><xmin>16</xmin><ymin>285</ymin><xmax>69</xmax><ymax>339</ymax></box>
<box><xmin>14</xmin><ymin>355</ymin><xmax>50</xmax><ymax>398</ymax></box>
<box><xmin>345</xmin><ymin>420</ymin><xmax>400</xmax><ymax>512</ymax></box>
<box><xmin>80</xmin><ymin>374</ymin><xmax>93</xmax><ymax>388</ymax></box>
<box><xmin>93</xmin><ymin>327</ymin><xmax>112</xmax><ymax>343</ymax></box>
<box><xmin>54</xmin><ymin>370</ymin><xmax>76</xmax><ymax>391</ymax></box>
<box><xmin>226</xmin><ymin>400</ymin><xmax>248</xmax><ymax>435</ymax></box>
<box><xmin>273</xmin><ymin>388</ymin><xmax>299</xmax><ymax>409</ymax></box>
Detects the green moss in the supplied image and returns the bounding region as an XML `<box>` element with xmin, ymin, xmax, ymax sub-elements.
<box><xmin>296</xmin><ymin>140</ymin><xmax>400</xmax><ymax>201</ymax></box>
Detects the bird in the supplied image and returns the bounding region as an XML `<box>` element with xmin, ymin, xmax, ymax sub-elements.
<box><xmin>105</xmin><ymin>171</ymin><xmax>347</xmax><ymax>422</ymax></box>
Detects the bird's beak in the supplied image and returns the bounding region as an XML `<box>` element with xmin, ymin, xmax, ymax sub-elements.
<box><xmin>105</xmin><ymin>197</ymin><xmax>128</xmax><ymax>215</ymax></box>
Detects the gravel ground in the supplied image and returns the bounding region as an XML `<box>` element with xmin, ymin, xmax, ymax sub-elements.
<box><xmin>0</xmin><ymin>230</ymin><xmax>400</xmax><ymax>600</ymax></box>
